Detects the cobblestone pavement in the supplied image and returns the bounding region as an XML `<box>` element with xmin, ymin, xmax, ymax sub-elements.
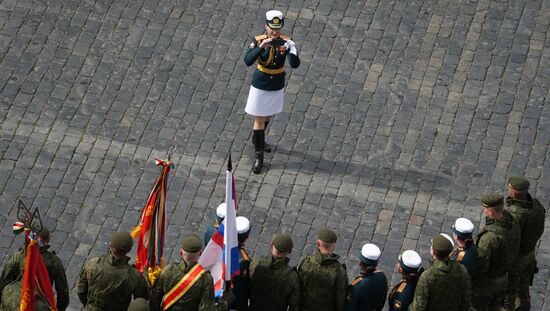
<box><xmin>1</xmin><ymin>0</ymin><xmax>550</xmax><ymax>309</ymax></box>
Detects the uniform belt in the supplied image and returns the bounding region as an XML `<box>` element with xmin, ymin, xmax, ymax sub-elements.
<box><xmin>257</xmin><ymin>64</ymin><xmax>285</xmax><ymax>75</ymax></box>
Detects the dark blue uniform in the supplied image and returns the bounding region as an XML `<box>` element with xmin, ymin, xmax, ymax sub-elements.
<box><xmin>244</xmin><ymin>34</ymin><xmax>300</xmax><ymax>91</ymax></box>
<box><xmin>388</xmin><ymin>276</ymin><xmax>419</xmax><ymax>311</ymax></box>
<box><xmin>344</xmin><ymin>271</ymin><xmax>388</xmax><ymax>311</ymax></box>
<box><xmin>230</xmin><ymin>247</ymin><xmax>251</xmax><ymax>311</ymax></box>
<box><xmin>451</xmin><ymin>244</ymin><xmax>478</xmax><ymax>278</ymax></box>
<box><xmin>204</xmin><ymin>225</ymin><xmax>218</xmax><ymax>245</ymax></box>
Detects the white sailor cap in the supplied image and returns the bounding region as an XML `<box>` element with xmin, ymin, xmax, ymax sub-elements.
<box><xmin>452</xmin><ymin>218</ymin><xmax>474</xmax><ymax>238</ymax></box>
<box><xmin>216</xmin><ymin>203</ymin><xmax>227</xmax><ymax>219</ymax></box>
<box><xmin>440</xmin><ymin>233</ymin><xmax>455</xmax><ymax>248</ymax></box>
<box><xmin>399</xmin><ymin>250</ymin><xmax>422</xmax><ymax>273</ymax></box>
<box><xmin>266</xmin><ymin>10</ymin><xmax>284</xmax><ymax>29</ymax></box>
<box><xmin>359</xmin><ymin>243</ymin><xmax>381</xmax><ymax>266</ymax></box>
<box><xmin>236</xmin><ymin>216</ymin><xmax>251</xmax><ymax>235</ymax></box>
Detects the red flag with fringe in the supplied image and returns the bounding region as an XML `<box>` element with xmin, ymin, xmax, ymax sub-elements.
<box><xmin>131</xmin><ymin>158</ymin><xmax>173</xmax><ymax>285</ymax></box>
<box><xmin>20</xmin><ymin>229</ymin><xmax>58</xmax><ymax>311</ymax></box>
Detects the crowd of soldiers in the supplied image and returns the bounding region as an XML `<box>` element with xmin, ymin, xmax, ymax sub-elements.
<box><xmin>0</xmin><ymin>175</ymin><xmax>546</xmax><ymax>310</ymax></box>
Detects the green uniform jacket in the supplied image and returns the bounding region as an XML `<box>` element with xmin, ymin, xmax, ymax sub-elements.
<box><xmin>0</xmin><ymin>281</ymin><xmax>51</xmax><ymax>311</ymax></box>
<box><xmin>76</xmin><ymin>254</ymin><xmax>149</xmax><ymax>310</ymax></box>
<box><xmin>149</xmin><ymin>261</ymin><xmax>225</xmax><ymax>311</ymax></box>
<box><xmin>408</xmin><ymin>259</ymin><xmax>470</xmax><ymax>311</ymax></box>
<box><xmin>298</xmin><ymin>250</ymin><xmax>348</xmax><ymax>311</ymax></box>
<box><xmin>249</xmin><ymin>255</ymin><xmax>300</xmax><ymax>311</ymax></box>
<box><xmin>0</xmin><ymin>247</ymin><xmax>70</xmax><ymax>311</ymax></box>
<box><xmin>506</xmin><ymin>195</ymin><xmax>545</xmax><ymax>255</ymax></box>
<box><xmin>244</xmin><ymin>35</ymin><xmax>300</xmax><ymax>91</ymax></box>
<box><xmin>473</xmin><ymin>211</ymin><xmax>520</xmax><ymax>293</ymax></box>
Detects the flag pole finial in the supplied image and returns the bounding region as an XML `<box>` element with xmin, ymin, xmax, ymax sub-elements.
<box><xmin>227</xmin><ymin>153</ymin><xmax>232</xmax><ymax>172</ymax></box>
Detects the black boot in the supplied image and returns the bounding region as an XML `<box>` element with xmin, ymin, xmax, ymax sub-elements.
<box><xmin>252</xmin><ymin>130</ymin><xmax>265</xmax><ymax>174</ymax></box>
<box><xmin>263</xmin><ymin>121</ymin><xmax>272</xmax><ymax>153</ymax></box>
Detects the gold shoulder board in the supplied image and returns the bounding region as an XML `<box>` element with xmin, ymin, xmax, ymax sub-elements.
<box><xmin>397</xmin><ymin>282</ymin><xmax>407</xmax><ymax>293</ymax></box>
<box><xmin>351</xmin><ymin>276</ymin><xmax>363</xmax><ymax>286</ymax></box>
<box><xmin>457</xmin><ymin>251</ymin><xmax>465</xmax><ymax>261</ymax></box>
<box><xmin>255</xmin><ymin>34</ymin><xmax>268</xmax><ymax>42</ymax></box>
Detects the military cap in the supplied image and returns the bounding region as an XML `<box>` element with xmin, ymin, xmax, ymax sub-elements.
<box><xmin>266</xmin><ymin>10</ymin><xmax>284</xmax><ymax>29</ymax></box>
<box><xmin>508</xmin><ymin>176</ymin><xmax>530</xmax><ymax>191</ymax></box>
<box><xmin>317</xmin><ymin>228</ymin><xmax>337</xmax><ymax>243</ymax></box>
<box><xmin>181</xmin><ymin>234</ymin><xmax>203</xmax><ymax>253</ymax></box>
<box><xmin>359</xmin><ymin>243</ymin><xmax>381</xmax><ymax>266</ymax></box>
<box><xmin>128</xmin><ymin>298</ymin><xmax>150</xmax><ymax>311</ymax></box>
<box><xmin>452</xmin><ymin>218</ymin><xmax>474</xmax><ymax>238</ymax></box>
<box><xmin>236</xmin><ymin>216</ymin><xmax>251</xmax><ymax>234</ymax></box>
<box><xmin>432</xmin><ymin>234</ymin><xmax>454</xmax><ymax>256</ymax></box>
<box><xmin>481</xmin><ymin>193</ymin><xmax>504</xmax><ymax>208</ymax></box>
<box><xmin>399</xmin><ymin>250</ymin><xmax>422</xmax><ymax>273</ymax></box>
<box><xmin>38</xmin><ymin>227</ymin><xmax>50</xmax><ymax>242</ymax></box>
<box><xmin>111</xmin><ymin>231</ymin><xmax>133</xmax><ymax>252</ymax></box>
<box><xmin>272</xmin><ymin>233</ymin><xmax>293</xmax><ymax>252</ymax></box>
<box><xmin>216</xmin><ymin>203</ymin><xmax>227</xmax><ymax>219</ymax></box>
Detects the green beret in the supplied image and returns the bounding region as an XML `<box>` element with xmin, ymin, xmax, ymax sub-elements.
<box><xmin>432</xmin><ymin>234</ymin><xmax>453</xmax><ymax>256</ymax></box>
<box><xmin>318</xmin><ymin>228</ymin><xmax>337</xmax><ymax>243</ymax></box>
<box><xmin>128</xmin><ymin>298</ymin><xmax>150</xmax><ymax>311</ymax></box>
<box><xmin>181</xmin><ymin>234</ymin><xmax>203</xmax><ymax>252</ymax></box>
<box><xmin>508</xmin><ymin>176</ymin><xmax>530</xmax><ymax>191</ymax></box>
<box><xmin>38</xmin><ymin>227</ymin><xmax>50</xmax><ymax>242</ymax></box>
<box><xmin>111</xmin><ymin>231</ymin><xmax>133</xmax><ymax>252</ymax></box>
<box><xmin>272</xmin><ymin>234</ymin><xmax>293</xmax><ymax>252</ymax></box>
<box><xmin>481</xmin><ymin>193</ymin><xmax>504</xmax><ymax>208</ymax></box>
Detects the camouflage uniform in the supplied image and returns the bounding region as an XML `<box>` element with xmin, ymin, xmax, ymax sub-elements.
<box><xmin>408</xmin><ymin>259</ymin><xmax>470</xmax><ymax>311</ymax></box>
<box><xmin>506</xmin><ymin>195</ymin><xmax>546</xmax><ymax>310</ymax></box>
<box><xmin>471</xmin><ymin>210</ymin><xmax>520</xmax><ymax>310</ymax></box>
<box><xmin>249</xmin><ymin>255</ymin><xmax>300</xmax><ymax>311</ymax></box>
<box><xmin>298</xmin><ymin>250</ymin><xmax>348</xmax><ymax>311</ymax></box>
<box><xmin>149</xmin><ymin>261</ymin><xmax>226</xmax><ymax>311</ymax></box>
<box><xmin>76</xmin><ymin>254</ymin><xmax>149</xmax><ymax>310</ymax></box>
<box><xmin>0</xmin><ymin>281</ymin><xmax>50</xmax><ymax>311</ymax></box>
<box><xmin>0</xmin><ymin>247</ymin><xmax>70</xmax><ymax>310</ymax></box>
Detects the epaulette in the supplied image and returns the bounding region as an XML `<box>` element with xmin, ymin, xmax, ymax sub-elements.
<box><xmin>457</xmin><ymin>251</ymin><xmax>465</xmax><ymax>261</ymax></box>
<box><xmin>351</xmin><ymin>275</ymin><xmax>363</xmax><ymax>286</ymax></box>
<box><xmin>240</xmin><ymin>248</ymin><xmax>250</xmax><ymax>262</ymax></box>
<box><xmin>396</xmin><ymin>282</ymin><xmax>407</xmax><ymax>293</ymax></box>
<box><xmin>279</xmin><ymin>34</ymin><xmax>291</xmax><ymax>40</ymax></box>
<box><xmin>255</xmin><ymin>34</ymin><xmax>268</xmax><ymax>42</ymax></box>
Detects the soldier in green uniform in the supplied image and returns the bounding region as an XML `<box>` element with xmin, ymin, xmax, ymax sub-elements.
<box><xmin>450</xmin><ymin>217</ymin><xmax>478</xmax><ymax>278</ymax></box>
<box><xmin>298</xmin><ymin>228</ymin><xmax>347</xmax><ymax>311</ymax></box>
<box><xmin>77</xmin><ymin>231</ymin><xmax>149</xmax><ymax>310</ymax></box>
<box><xmin>229</xmin><ymin>216</ymin><xmax>252</xmax><ymax>311</ymax></box>
<box><xmin>204</xmin><ymin>203</ymin><xmax>226</xmax><ymax>245</ymax></box>
<box><xmin>0</xmin><ymin>228</ymin><xmax>70</xmax><ymax>311</ymax></box>
<box><xmin>128</xmin><ymin>298</ymin><xmax>150</xmax><ymax>311</ymax></box>
<box><xmin>409</xmin><ymin>234</ymin><xmax>470</xmax><ymax>311</ymax></box>
<box><xmin>0</xmin><ymin>280</ymin><xmax>51</xmax><ymax>311</ymax></box>
<box><xmin>244</xmin><ymin>10</ymin><xmax>300</xmax><ymax>174</ymax></box>
<box><xmin>149</xmin><ymin>234</ymin><xmax>229</xmax><ymax>311</ymax></box>
<box><xmin>249</xmin><ymin>233</ymin><xmax>300</xmax><ymax>311</ymax></box>
<box><xmin>505</xmin><ymin>176</ymin><xmax>546</xmax><ymax>311</ymax></box>
<box><xmin>471</xmin><ymin>194</ymin><xmax>520</xmax><ymax>311</ymax></box>
<box><xmin>345</xmin><ymin>243</ymin><xmax>387</xmax><ymax>311</ymax></box>
<box><xmin>387</xmin><ymin>250</ymin><xmax>422</xmax><ymax>311</ymax></box>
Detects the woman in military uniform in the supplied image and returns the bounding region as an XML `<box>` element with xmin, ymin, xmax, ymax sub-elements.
<box><xmin>388</xmin><ymin>250</ymin><xmax>423</xmax><ymax>311</ymax></box>
<box><xmin>450</xmin><ymin>217</ymin><xmax>477</xmax><ymax>278</ymax></box>
<box><xmin>244</xmin><ymin>10</ymin><xmax>300</xmax><ymax>174</ymax></box>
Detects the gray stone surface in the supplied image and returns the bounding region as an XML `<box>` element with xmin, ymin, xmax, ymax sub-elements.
<box><xmin>1</xmin><ymin>0</ymin><xmax>550</xmax><ymax>309</ymax></box>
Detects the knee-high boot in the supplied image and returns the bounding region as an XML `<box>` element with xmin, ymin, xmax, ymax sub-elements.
<box><xmin>263</xmin><ymin>121</ymin><xmax>272</xmax><ymax>153</ymax></box>
<box><xmin>252</xmin><ymin>130</ymin><xmax>265</xmax><ymax>174</ymax></box>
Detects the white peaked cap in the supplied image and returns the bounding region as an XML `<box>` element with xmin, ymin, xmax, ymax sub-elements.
<box><xmin>361</xmin><ymin>243</ymin><xmax>381</xmax><ymax>261</ymax></box>
<box><xmin>266</xmin><ymin>10</ymin><xmax>284</xmax><ymax>20</ymax></box>
<box><xmin>454</xmin><ymin>218</ymin><xmax>474</xmax><ymax>234</ymax></box>
<box><xmin>440</xmin><ymin>233</ymin><xmax>455</xmax><ymax>247</ymax></box>
<box><xmin>216</xmin><ymin>203</ymin><xmax>227</xmax><ymax>218</ymax></box>
<box><xmin>401</xmin><ymin>250</ymin><xmax>422</xmax><ymax>269</ymax></box>
<box><xmin>236</xmin><ymin>216</ymin><xmax>251</xmax><ymax>234</ymax></box>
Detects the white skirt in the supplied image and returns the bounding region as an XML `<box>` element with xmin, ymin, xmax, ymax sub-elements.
<box><xmin>245</xmin><ymin>86</ymin><xmax>284</xmax><ymax>117</ymax></box>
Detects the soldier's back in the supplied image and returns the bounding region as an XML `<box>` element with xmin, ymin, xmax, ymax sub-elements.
<box><xmin>249</xmin><ymin>256</ymin><xmax>300</xmax><ymax>311</ymax></box>
<box><xmin>507</xmin><ymin>196</ymin><xmax>545</xmax><ymax>254</ymax></box>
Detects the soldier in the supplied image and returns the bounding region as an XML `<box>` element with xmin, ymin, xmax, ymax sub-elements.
<box><xmin>0</xmin><ymin>227</ymin><xmax>70</xmax><ymax>311</ymax></box>
<box><xmin>249</xmin><ymin>233</ymin><xmax>300</xmax><ymax>311</ymax></box>
<box><xmin>0</xmin><ymin>280</ymin><xmax>51</xmax><ymax>311</ymax></box>
<box><xmin>204</xmin><ymin>203</ymin><xmax>226</xmax><ymax>245</ymax></box>
<box><xmin>298</xmin><ymin>228</ymin><xmax>347</xmax><ymax>311</ymax></box>
<box><xmin>409</xmin><ymin>234</ymin><xmax>470</xmax><ymax>311</ymax></box>
<box><xmin>345</xmin><ymin>243</ymin><xmax>387</xmax><ymax>311</ymax></box>
<box><xmin>471</xmin><ymin>194</ymin><xmax>520</xmax><ymax>311</ymax></box>
<box><xmin>505</xmin><ymin>176</ymin><xmax>545</xmax><ymax>311</ymax></box>
<box><xmin>149</xmin><ymin>234</ymin><xmax>229</xmax><ymax>311</ymax></box>
<box><xmin>77</xmin><ymin>231</ymin><xmax>149</xmax><ymax>310</ymax></box>
<box><xmin>128</xmin><ymin>298</ymin><xmax>150</xmax><ymax>311</ymax></box>
<box><xmin>244</xmin><ymin>9</ymin><xmax>300</xmax><ymax>174</ymax></box>
<box><xmin>387</xmin><ymin>250</ymin><xmax>422</xmax><ymax>311</ymax></box>
<box><xmin>230</xmin><ymin>216</ymin><xmax>252</xmax><ymax>311</ymax></box>
<box><xmin>450</xmin><ymin>217</ymin><xmax>478</xmax><ymax>278</ymax></box>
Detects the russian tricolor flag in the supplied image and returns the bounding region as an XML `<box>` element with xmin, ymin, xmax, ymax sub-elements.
<box><xmin>198</xmin><ymin>155</ymin><xmax>239</xmax><ymax>297</ymax></box>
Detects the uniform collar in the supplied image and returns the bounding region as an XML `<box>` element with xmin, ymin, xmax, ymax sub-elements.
<box><xmin>506</xmin><ymin>194</ymin><xmax>533</xmax><ymax>209</ymax></box>
<box><xmin>314</xmin><ymin>249</ymin><xmax>340</xmax><ymax>264</ymax></box>
<box><xmin>270</xmin><ymin>256</ymin><xmax>289</xmax><ymax>268</ymax></box>
<box><xmin>107</xmin><ymin>254</ymin><xmax>130</xmax><ymax>266</ymax></box>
